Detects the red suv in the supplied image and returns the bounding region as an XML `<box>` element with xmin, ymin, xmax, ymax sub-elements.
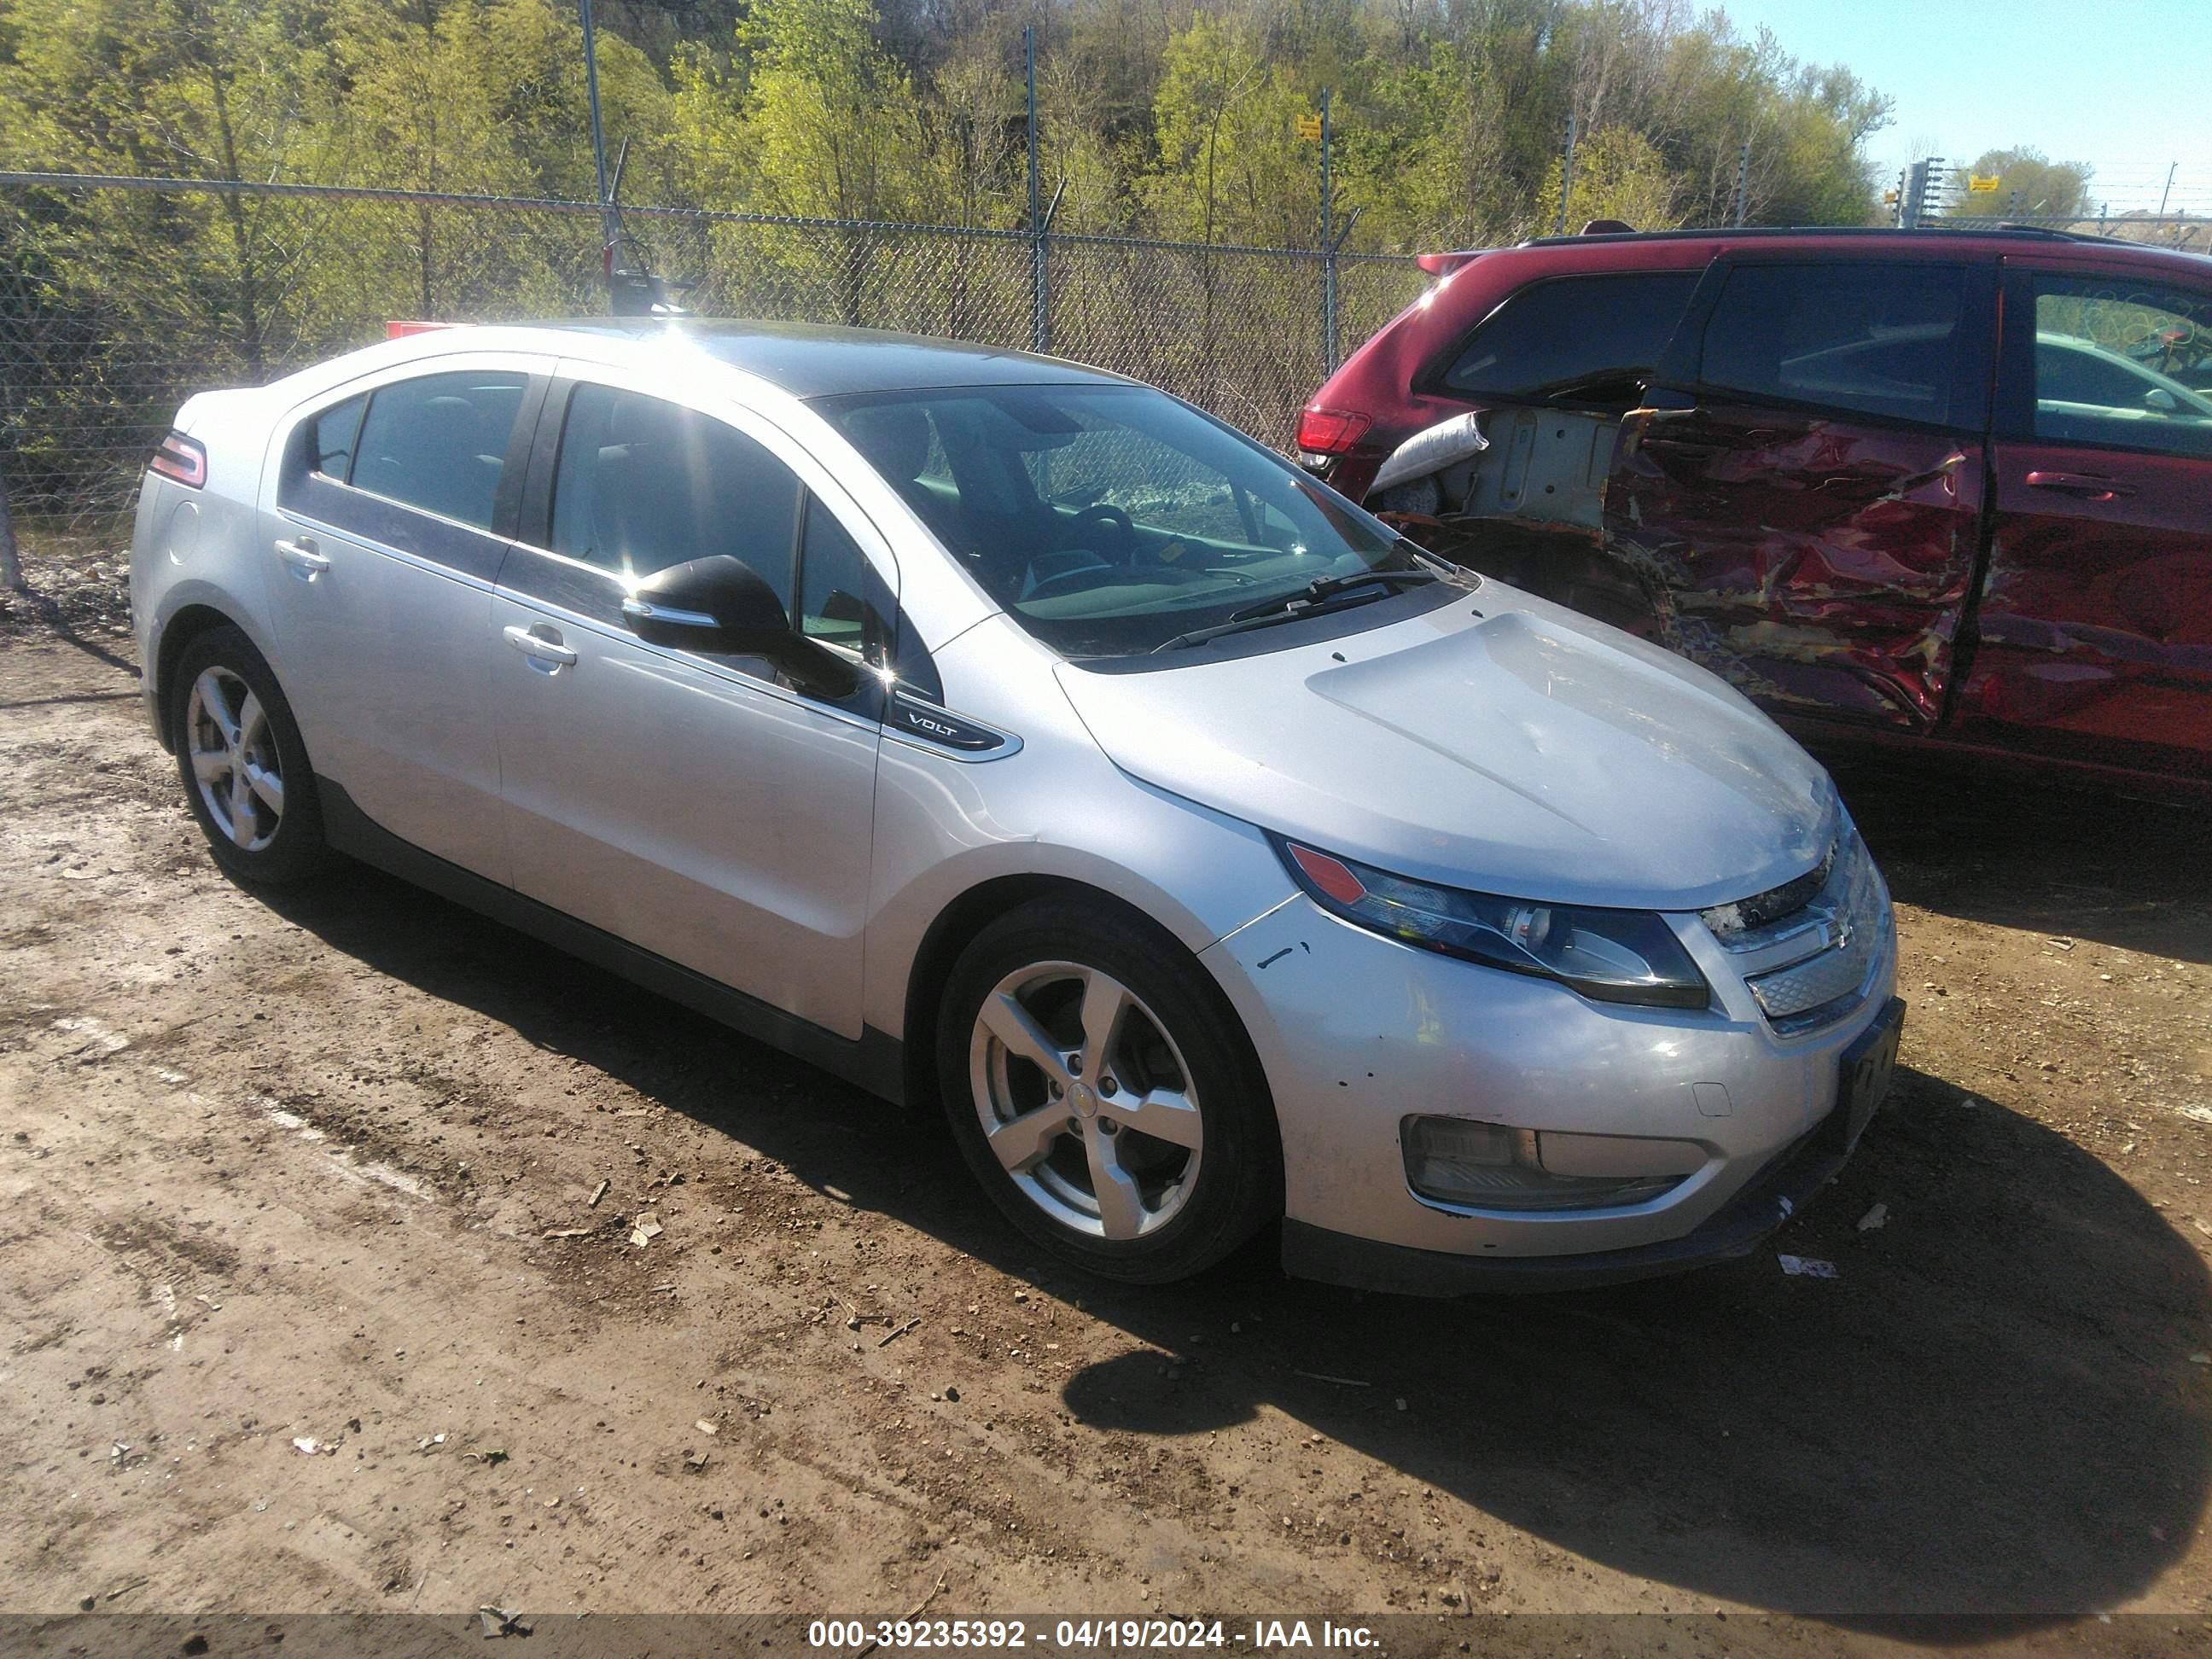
<box><xmin>1301</xmin><ymin>228</ymin><xmax>2212</xmax><ymax>796</ymax></box>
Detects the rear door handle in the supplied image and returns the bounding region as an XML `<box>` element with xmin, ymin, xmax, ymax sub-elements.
<box><xmin>504</xmin><ymin>625</ymin><xmax>578</xmax><ymax>667</ymax></box>
<box><xmin>2025</xmin><ymin>469</ymin><xmax>2135</xmax><ymax>501</ymax></box>
<box><xmin>275</xmin><ymin>536</ymin><xmax>330</xmax><ymax>578</ymax></box>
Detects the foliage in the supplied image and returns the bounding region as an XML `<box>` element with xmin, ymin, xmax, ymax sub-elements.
<box><xmin>1952</xmin><ymin>147</ymin><xmax>2095</xmax><ymax>219</ymax></box>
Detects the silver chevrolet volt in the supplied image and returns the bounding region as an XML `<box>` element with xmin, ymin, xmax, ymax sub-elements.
<box><xmin>130</xmin><ymin>319</ymin><xmax>1901</xmax><ymax>1294</ymax></box>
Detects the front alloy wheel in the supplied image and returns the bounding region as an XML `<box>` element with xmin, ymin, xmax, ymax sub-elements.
<box><xmin>939</xmin><ymin>897</ymin><xmax>1281</xmax><ymax>1283</ymax></box>
<box><xmin>969</xmin><ymin>961</ymin><xmax>1205</xmax><ymax>1242</ymax></box>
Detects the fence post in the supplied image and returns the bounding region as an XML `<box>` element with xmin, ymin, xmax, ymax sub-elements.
<box><xmin>0</xmin><ymin>465</ymin><xmax>20</xmax><ymax>595</ymax></box>
<box><xmin>1555</xmin><ymin>114</ymin><xmax>1577</xmax><ymax>236</ymax></box>
<box><xmin>1026</xmin><ymin>25</ymin><xmax>1047</xmax><ymax>355</ymax></box>
<box><xmin>1320</xmin><ymin>87</ymin><xmax>1337</xmax><ymax>375</ymax></box>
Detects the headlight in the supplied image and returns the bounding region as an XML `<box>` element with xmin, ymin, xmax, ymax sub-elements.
<box><xmin>1272</xmin><ymin>838</ymin><xmax>1709</xmax><ymax>1010</ymax></box>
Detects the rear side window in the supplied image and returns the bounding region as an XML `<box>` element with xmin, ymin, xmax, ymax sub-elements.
<box><xmin>352</xmin><ymin>371</ymin><xmax>527</xmax><ymax>529</ymax></box>
<box><xmin>305</xmin><ymin>394</ymin><xmax>366</xmax><ymax>481</ymax></box>
<box><xmin>1439</xmin><ymin>272</ymin><xmax>1700</xmax><ymax>403</ymax></box>
<box><xmin>549</xmin><ymin>383</ymin><xmax>802</xmax><ymax>602</ymax></box>
<box><xmin>1697</xmin><ymin>263</ymin><xmax>1972</xmax><ymax>428</ymax></box>
<box><xmin>2029</xmin><ymin>274</ymin><xmax>2212</xmax><ymax>459</ymax></box>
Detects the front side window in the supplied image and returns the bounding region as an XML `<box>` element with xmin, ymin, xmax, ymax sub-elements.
<box><xmin>1697</xmin><ymin>263</ymin><xmax>1973</xmax><ymax>428</ymax></box>
<box><xmin>2030</xmin><ymin>275</ymin><xmax>2212</xmax><ymax>459</ymax></box>
<box><xmin>796</xmin><ymin>495</ymin><xmax>880</xmax><ymax>652</ymax></box>
<box><xmin>351</xmin><ymin>371</ymin><xmax>527</xmax><ymax>529</ymax></box>
<box><xmin>1440</xmin><ymin>271</ymin><xmax>1701</xmax><ymax>405</ymax></box>
<box><xmin>549</xmin><ymin>384</ymin><xmax>803</xmax><ymax>603</ymax></box>
<box><xmin>824</xmin><ymin>383</ymin><xmax>1443</xmax><ymax>661</ymax></box>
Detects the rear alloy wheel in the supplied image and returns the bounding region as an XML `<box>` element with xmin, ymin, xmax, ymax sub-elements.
<box><xmin>185</xmin><ymin>666</ymin><xmax>285</xmax><ymax>854</ymax></box>
<box><xmin>169</xmin><ymin>626</ymin><xmax>332</xmax><ymax>886</ymax></box>
<box><xmin>940</xmin><ymin>899</ymin><xmax>1281</xmax><ymax>1283</ymax></box>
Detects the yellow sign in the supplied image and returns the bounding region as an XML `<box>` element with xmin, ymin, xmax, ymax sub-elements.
<box><xmin>1883</xmin><ymin>190</ymin><xmax>1899</xmax><ymax>204</ymax></box>
<box><xmin>1968</xmin><ymin>174</ymin><xmax>2002</xmax><ymax>195</ymax></box>
<box><xmin>1296</xmin><ymin>114</ymin><xmax>1324</xmax><ymax>143</ymax></box>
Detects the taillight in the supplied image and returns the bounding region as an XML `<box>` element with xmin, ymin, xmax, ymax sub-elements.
<box><xmin>385</xmin><ymin>319</ymin><xmax>457</xmax><ymax>338</ymax></box>
<box><xmin>148</xmin><ymin>430</ymin><xmax>207</xmax><ymax>489</ymax></box>
<box><xmin>1295</xmin><ymin>407</ymin><xmax>1372</xmax><ymax>460</ymax></box>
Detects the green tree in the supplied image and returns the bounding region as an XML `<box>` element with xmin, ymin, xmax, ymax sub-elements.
<box><xmin>1952</xmin><ymin>147</ymin><xmax>2093</xmax><ymax>219</ymax></box>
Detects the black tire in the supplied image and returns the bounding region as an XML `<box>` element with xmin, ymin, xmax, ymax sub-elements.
<box><xmin>938</xmin><ymin>895</ymin><xmax>1283</xmax><ymax>1284</ymax></box>
<box><xmin>168</xmin><ymin>625</ymin><xmax>334</xmax><ymax>886</ymax></box>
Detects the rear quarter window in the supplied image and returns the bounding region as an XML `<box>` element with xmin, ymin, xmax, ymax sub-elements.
<box><xmin>1696</xmin><ymin>263</ymin><xmax>1974</xmax><ymax>428</ymax></box>
<box><xmin>1439</xmin><ymin>271</ymin><xmax>1701</xmax><ymax>405</ymax></box>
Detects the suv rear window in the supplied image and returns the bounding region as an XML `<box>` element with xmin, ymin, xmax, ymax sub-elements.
<box><xmin>1439</xmin><ymin>272</ymin><xmax>1699</xmax><ymax>405</ymax></box>
<box><xmin>1697</xmin><ymin>263</ymin><xmax>1972</xmax><ymax>428</ymax></box>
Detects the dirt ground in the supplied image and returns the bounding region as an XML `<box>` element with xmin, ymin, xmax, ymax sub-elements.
<box><xmin>4</xmin><ymin>543</ymin><xmax>2212</xmax><ymax>1649</ymax></box>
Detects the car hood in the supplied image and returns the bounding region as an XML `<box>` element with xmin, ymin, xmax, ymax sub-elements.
<box><xmin>1051</xmin><ymin>584</ymin><xmax>1838</xmax><ymax>912</ymax></box>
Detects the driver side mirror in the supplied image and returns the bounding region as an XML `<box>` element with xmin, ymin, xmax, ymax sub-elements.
<box><xmin>2145</xmin><ymin>387</ymin><xmax>2180</xmax><ymax>415</ymax></box>
<box><xmin>621</xmin><ymin>555</ymin><xmax>859</xmax><ymax>700</ymax></box>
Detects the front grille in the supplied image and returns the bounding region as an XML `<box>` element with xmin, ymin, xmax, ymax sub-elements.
<box><xmin>1702</xmin><ymin>828</ymin><xmax>1889</xmax><ymax>1036</ymax></box>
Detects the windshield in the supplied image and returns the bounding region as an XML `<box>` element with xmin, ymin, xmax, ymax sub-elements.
<box><xmin>819</xmin><ymin>383</ymin><xmax>1441</xmax><ymax>660</ymax></box>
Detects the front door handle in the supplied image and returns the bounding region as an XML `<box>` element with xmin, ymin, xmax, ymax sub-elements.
<box><xmin>275</xmin><ymin>536</ymin><xmax>330</xmax><ymax>579</ymax></box>
<box><xmin>504</xmin><ymin>624</ymin><xmax>579</xmax><ymax>667</ymax></box>
<box><xmin>2025</xmin><ymin>469</ymin><xmax>2135</xmax><ymax>502</ymax></box>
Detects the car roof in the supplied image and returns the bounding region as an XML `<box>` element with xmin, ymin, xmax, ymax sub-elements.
<box><xmin>498</xmin><ymin>317</ymin><xmax>1133</xmax><ymax>399</ymax></box>
<box><xmin>1420</xmin><ymin>225</ymin><xmax>2212</xmax><ymax>281</ymax></box>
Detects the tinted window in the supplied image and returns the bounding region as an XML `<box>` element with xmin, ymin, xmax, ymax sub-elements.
<box><xmin>2031</xmin><ymin>276</ymin><xmax>2212</xmax><ymax>459</ymax></box>
<box><xmin>550</xmin><ymin>385</ymin><xmax>803</xmax><ymax>597</ymax></box>
<box><xmin>1440</xmin><ymin>272</ymin><xmax>1700</xmax><ymax>402</ymax></box>
<box><xmin>352</xmin><ymin>371</ymin><xmax>527</xmax><ymax>529</ymax></box>
<box><xmin>1698</xmin><ymin>264</ymin><xmax>1970</xmax><ymax>427</ymax></box>
<box><xmin>306</xmin><ymin>393</ymin><xmax>366</xmax><ymax>481</ymax></box>
<box><xmin>796</xmin><ymin>496</ymin><xmax>879</xmax><ymax>652</ymax></box>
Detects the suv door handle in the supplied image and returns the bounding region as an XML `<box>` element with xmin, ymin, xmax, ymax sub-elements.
<box><xmin>504</xmin><ymin>625</ymin><xmax>579</xmax><ymax>667</ymax></box>
<box><xmin>2025</xmin><ymin>469</ymin><xmax>2135</xmax><ymax>501</ymax></box>
<box><xmin>275</xmin><ymin>536</ymin><xmax>331</xmax><ymax>578</ymax></box>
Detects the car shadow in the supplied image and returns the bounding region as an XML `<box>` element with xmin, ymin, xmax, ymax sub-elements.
<box><xmin>259</xmin><ymin>867</ymin><xmax>2209</xmax><ymax>1629</ymax></box>
<box><xmin>1822</xmin><ymin>754</ymin><xmax>2212</xmax><ymax>966</ymax></box>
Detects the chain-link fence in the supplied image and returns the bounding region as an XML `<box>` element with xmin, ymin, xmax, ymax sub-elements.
<box><xmin>0</xmin><ymin>172</ymin><xmax>1427</xmax><ymax>524</ymax></box>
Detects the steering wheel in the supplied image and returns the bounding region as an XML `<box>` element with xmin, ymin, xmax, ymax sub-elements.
<box><xmin>1068</xmin><ymin>503</ymin><xmax>1138</xmax><ymax>560</ymax></box>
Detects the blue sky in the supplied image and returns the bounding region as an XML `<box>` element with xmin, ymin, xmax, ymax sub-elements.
<box><xmin>1710</xmin><ymin>0</ymin><xmax>2210</xmax><ymax>214</ymax></box>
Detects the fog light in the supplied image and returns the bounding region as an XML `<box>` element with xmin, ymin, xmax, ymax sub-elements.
<box><xmin>1401</xmin><ymin>1115</ymin><xmax>1696</xmax><ymax>1213</ymax></box>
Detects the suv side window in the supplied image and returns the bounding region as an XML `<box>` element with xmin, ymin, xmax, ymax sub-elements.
<box><xmin>1697</xmin><ymin>263</ymin><xmax>1973</xmax><ymax>428</ymax></box>
<box><xmin>351</xmin><ymin>371</ymin><xmax>529</xmax><ymax>529</ymax></box>
<box><xmin>2029</xmin><ymin>274</ymin><xmax>2212</xmax><ymax>460</ymax></box>
<box><xmin>550</xmin><ymin>384</ymin><xmax>803</xmax><ymax>605</ymax></box>
<box><xmin>1440</xmin><ymin>271</ymin><xmax>1701</xmax><ymax>405</ymax></box>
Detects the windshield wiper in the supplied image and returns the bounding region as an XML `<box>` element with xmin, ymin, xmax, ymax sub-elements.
<box><xmin>1151</xmin><ymin>568</ymin><xmax>1440</xmax><ymax>654</ymax></box>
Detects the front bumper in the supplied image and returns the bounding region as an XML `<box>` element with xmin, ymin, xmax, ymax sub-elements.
<box><xmin>1282</xmin><ymin>997</ymin><xmax>1905</xmax><ymax>1295</ymax></box>
<box><xmin>1199</xmin><ymin>884</ymin><xmax>1899</xmax><ymax>1289</ymax></box>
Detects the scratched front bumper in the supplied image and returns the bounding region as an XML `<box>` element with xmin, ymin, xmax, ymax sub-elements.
<box><xmin>1202</xmin><ymin>890</ymin><xmax>1898</xmax><ymax>1272</ymax></box>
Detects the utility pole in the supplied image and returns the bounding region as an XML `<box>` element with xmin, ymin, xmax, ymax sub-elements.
<box><xmin>1554</xmin><ymin>114</ymin><xmax>1578</xmax><ymax>236</ymax></box>
<box><xmin>578</xmin><ymin>0</ymin><xmax>620</xmax><ymax>259</ymax></box>
<box><xmin>1025</xmin><ymin>24</ymin><xmax>1045</xmax><ymax>354</ymax></box>
<box><xmin>1901</xmin><ymin>157</ymin><xmax>1944</xmax><ymax>230</ymax></box>
<box><xmin>1731</xmin><ymin>138</ymin><xmax>1750</xmax><ymax>226</ymax></box>
<box><xmin>2159</xmin><ymin>161</ymin><xmax>2177</xmax><ymax>218</ymax></box>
